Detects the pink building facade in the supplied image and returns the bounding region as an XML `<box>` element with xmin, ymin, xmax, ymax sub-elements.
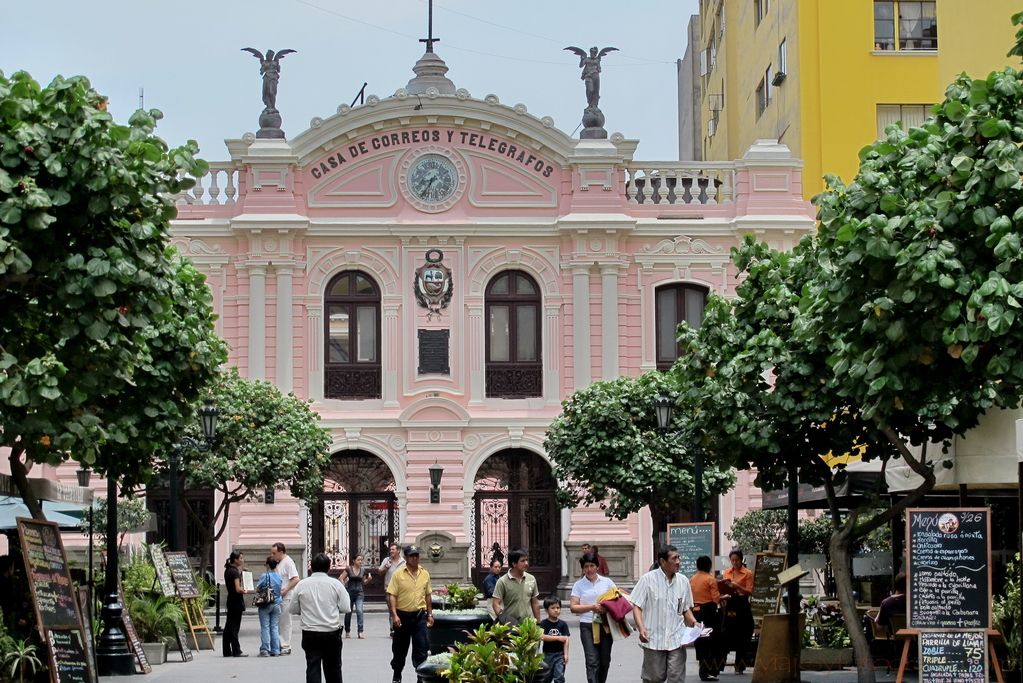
<box><xmin>38</xmin><ymin>54</ymin><xmax>816</xmax><ymax>595</ymax></box>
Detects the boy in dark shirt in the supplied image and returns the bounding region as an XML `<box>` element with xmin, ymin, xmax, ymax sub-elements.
<box><xmin>539</xmin><ymin>595</ymin><xmax>569</xmax><ymax>683</ymax></box>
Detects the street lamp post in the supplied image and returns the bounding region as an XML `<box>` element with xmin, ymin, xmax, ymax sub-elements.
<box><xmin>654</xmin><ymin>394</ymin><xmax>704</xmax><ymax>523</ymax></box>
<box><xmin>76</xmin><ymin>468</ymin><xmax>94</xmax><ymax>635</ymax></box>
<box><xmin>95</xmin><ymin>472</ymin><xmax>135</xmax><ymax>676</ymax></box>
<box><xmin>168</xmin><ymin>401</ymin><xmax>219</xmax><ymax>552</ymax></box>
<box><xmin>96</xmin><ymin>401</ymin><xmax>217</xmax><ymax>676</ymax></box>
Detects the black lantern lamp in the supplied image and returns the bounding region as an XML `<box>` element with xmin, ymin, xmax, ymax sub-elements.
<box><xmin>654</xmin><ymin>394</ymin><xmax>674</xmax><ymax>432</ymax></box>
<box><xmin>199</xmin><ymin>400</ymin><xmax>218</xmax><ymax>442</ymax></box>
<box><xmin>429</xmin><ymin>462</ymin><xmax>443</xmax><ymax>504</ymax></box>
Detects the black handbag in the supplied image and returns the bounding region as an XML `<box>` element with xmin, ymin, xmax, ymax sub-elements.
<box><xmin>253</xmin><ymin>579</ymin><xmax>274</xmax><ymax>607</ymax></box>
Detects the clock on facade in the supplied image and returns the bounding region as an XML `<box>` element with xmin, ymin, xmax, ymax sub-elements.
<box><xmin>400</xmin><ymin>148</ymin><xmax>466</xmax><ymax>213</ymax></box>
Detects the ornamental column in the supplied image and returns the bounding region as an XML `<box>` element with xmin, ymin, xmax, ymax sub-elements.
<box><xmin>572</xmin><ymin>265</ymin><xmax>592</xmax><ymax>389</ymax></box>
<box><xmin>600</xmin><ymin>265</ymin><xmax>620</xmax><ymax>379</ymax></box>
<box><xmin>275</xmin><ymin>266</ymin><xmax>293</xmax><ymax>393</ymax></box>
<box><xmin>248</xmin><ymin>265</ymin><xmax>267</xmax><ymax>379</ymax></box>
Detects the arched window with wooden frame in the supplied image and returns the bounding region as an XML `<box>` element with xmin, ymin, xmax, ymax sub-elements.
<box><xmin>485</xmin><ymin>270</ymin><xmax>542</xmax><ymax>398</ymax></box>
<box><xmin>655</xmin><ymin>283</ymin><xmax>709</xmax><ymax>371</ymax></box>
<box><xmin>324</xmin><ymin>271</ymin><xmax>381</xmax><ymax>399</ymax></box>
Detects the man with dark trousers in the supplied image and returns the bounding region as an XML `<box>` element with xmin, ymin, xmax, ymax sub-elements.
<box><xmin>289</xmin><ymin>552</ymin><xmax>351</xmax><ymax>683</ymax></box>
<box><xmin>386</xmin><ymin>545</ymin><xmax>434</xmax><ymax>683</ymax></box>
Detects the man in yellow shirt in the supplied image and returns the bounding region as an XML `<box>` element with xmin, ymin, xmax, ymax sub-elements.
<box><xmin>386</xmin><ymin>545</ymin><xmax>434</xmax><ymax>683</ymax></box>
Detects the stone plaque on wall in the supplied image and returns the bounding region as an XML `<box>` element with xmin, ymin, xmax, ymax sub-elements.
<box><xmin>418</xmin><ymin>329</ymin><xmax>450</xmax><ymax>375</ymax></box>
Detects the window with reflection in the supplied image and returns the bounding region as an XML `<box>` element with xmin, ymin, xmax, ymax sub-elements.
<box><xmin>324</xmin><ymin>271</ymin><xmax>381</xmax><ymax>399</ymax></box>
<box><xmin>485</xmin><ymin>270</ymin><xmax>542</xmax><ymax>398</ymax></box>
<box><xmin>655</xmin><ymin>283</ymin><xmax>709</xmax><ymax>370</ymax></box>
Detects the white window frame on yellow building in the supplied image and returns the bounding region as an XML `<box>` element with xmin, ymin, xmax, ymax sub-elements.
<box><xmin>876</xmin><ymin>103</ymin><xmax>932</xmax><ymax>138</ymax></box>
<box><xmin>872</xmin><ymin>0</ymin><xmax>938</xmax><ymax>52</ymax></box>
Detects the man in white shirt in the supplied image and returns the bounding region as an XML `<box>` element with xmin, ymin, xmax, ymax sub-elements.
<box><xmin>290</xmin><ymin>552</ymin><xmax>351</xmax><ymax>683</ymax></box>
<box><xmin>379</xmin><ymin>543</ymin><xmax>404</xmax><ymax>636</ymax></box>
<box><xmin>272</xmin><ymin>541</ymin><xmax>301</xmax><ymax>655</ymax></box>
<box><xmin>630</xmin><ymin>544</ymin><xmax>701</xmax><ymax>683</ymax></box>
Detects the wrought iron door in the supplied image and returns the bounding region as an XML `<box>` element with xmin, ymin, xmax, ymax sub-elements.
<box><xmin>309</xmin><ymin>451</ymin><xmax>398</xmax><ymax>602</ymax></box>
<box><xmin>471</xmin><ymin>449</ymin><xmax>560</xmax><ymax>595</ymax></box>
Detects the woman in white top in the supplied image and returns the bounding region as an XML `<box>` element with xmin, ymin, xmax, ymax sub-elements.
<box><xmin>570</xmin><ymin>553</ymin><xmax>617</xmax><ymax>683</ymax></box>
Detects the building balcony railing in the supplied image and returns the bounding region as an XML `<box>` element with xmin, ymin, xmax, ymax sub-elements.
<box><xmin>624</xmin><ymin>163</ymin><xmax>735</xmax><ymax>205</ymax></box>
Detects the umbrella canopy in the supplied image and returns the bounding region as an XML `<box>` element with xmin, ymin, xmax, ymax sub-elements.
<box><xmin>0</xmin><ymin>496</ymin><xmax>88</xmax><ymax>530</ymax></box>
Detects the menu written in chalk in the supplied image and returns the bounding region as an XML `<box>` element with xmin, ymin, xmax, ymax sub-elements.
<box><xmin>750</xmin><ymin>553</ymin><xmax>787</xmax><ymax>621</ymax></box>
<box><xmin>667</xmin><ymin>523</ymin><xmax>715</xmax><ymax>579</ymax></box>
<box><xmin>17</xmin><ymin>518</ymin><xmax>81</xmax><ymax>630</ymax></box>
<box><xmin>149</xmin><ymin>545</ymin><xmax>177</xmax><ymax>597</ymax></box>
<box><xmin>165</xmin><ymin>551</ymin><xmax>200</xmax><ymax>598</ymax></box>
<box><xmin>46</xmin><ymin>629</ymin><xmax>91</xmax><ymax>683</ymax></box>
<box><xmin>919</xmin><ymin>630</ymin><xmax>987</xmax><ymax>683</ymax></box>
<box><xmin>908</xmin><ymin>508</ymin><xmax>990</xmax><ymax>629</ymax></box>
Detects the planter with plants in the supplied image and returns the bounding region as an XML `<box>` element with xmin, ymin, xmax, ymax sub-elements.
<box><xmin>427</xmin><ymin>583</ymin><xmax>493</xmax><ymax>656</ymax></box>
<box><xmin>417</xmin><ymin>620</ymin><xmax>549</xmax><ymax>683</ymax></box>
<box><xmin>127</xmin><ymin>594</ymin><xmax>184</xmax><ymax>665</ymax></box>
<box><xmin>800</xmin><ymin>595</ymin><xmax>853</xmax><ymax>670</ymax></box>
<box><xmin>0</xmin><ymin>612</ymin><xmax>42</xmax><ymax>683</ymax></box>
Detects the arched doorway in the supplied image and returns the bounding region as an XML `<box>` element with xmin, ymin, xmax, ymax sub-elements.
<box><xmin>309</xmin><ymin>450</ymin><xmax>398</xmax><ymax>601</ymax></box>
<box><xmin>471</xmin><ymin>449</ymin><xmax>561</xmax><ymax>595</ymax></box>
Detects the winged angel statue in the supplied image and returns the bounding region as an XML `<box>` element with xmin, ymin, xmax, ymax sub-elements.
<box><xmin>564</xmin><ymin>46</ymin><xmax>618</xmax><ymax>109</ymax></box>
<box><xmin>241</xmin><ymin>48</ymin><xmax>297</xmax><ymax>111</ymax></box>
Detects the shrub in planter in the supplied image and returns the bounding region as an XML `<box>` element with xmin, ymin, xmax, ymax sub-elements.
<box><xmin>429</xmin><ymin>583</ymin><xmax>493</xmax><ymax>655</ymax></box>
<box><xmin>437</xmin><ymin>619</ymin><xmax>548</xmax><ymax>683</ymax></box>
<box><xmin>127</xmin><ymin>594</ymin><xmax>184</xmax><ymax>664</ymax></box>
<box><xmin>995</xmin><ymin>553</ymin><xmax>1021</xmax><ymax>673</ymax></box>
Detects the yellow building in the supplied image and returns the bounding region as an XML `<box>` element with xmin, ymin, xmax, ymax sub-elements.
<box><xmin>679</xmin><ymin>0</ymin><xmax>1019</xmax><ymax>198</ymax></box>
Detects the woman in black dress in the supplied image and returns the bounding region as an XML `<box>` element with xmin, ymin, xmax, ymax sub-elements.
<box><xmin>341</xmin><ymin>554</ymin><xmax>372</xmax><ymax>638</ymax></box>
<box><xmin>223</xmin><ymin>551</ymin><xmax>249</xmax><ymax>657</ymax></box>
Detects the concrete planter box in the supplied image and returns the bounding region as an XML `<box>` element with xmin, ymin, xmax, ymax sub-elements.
<box><xmin>141</xmin><ymin>642</ymin><xmax>167</xmax><ymax>665</ymax></box>
<box><xmin>800</xmin><ymin>647</ymin><xmax>854</xmax><ymax>670</ymax></box>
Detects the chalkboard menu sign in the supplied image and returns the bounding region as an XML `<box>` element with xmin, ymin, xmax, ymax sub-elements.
<box><xmin>76</xmin><ymin>588</ymin><xmax>98</xmax><ymax>683</ymax></box>
<box><xmin>17</xmin><ymin>518</ymin><xmax>82</xmax><ymax>630</ymax></box>
<box><xmin>908</xmin><ymin>508</ymin><xmax>990</xmax><ymax>629</ymax></box>
<box><xmin>919</xmin><ymin>630</ymin><xmax>987</xmax><ymax>683</ymax></box>
<box><xmin>750</xmin><ymin>553</ymin><xmax>787</xmax><ymax>621</ymax></box>
<box><xmin>118</xmin><ymin>588</ymin><xmax>151</xmax><ymax>674</ymax></box>
<box><xmin>149</xmin><ymin>546</ymin><xmax>177</xmax><ymax>597</ymax></box>
<box><xmin>174</xmin><ymin>623</ymin><xmax>194</xmax><ymax>662</ymax></box>
<box><xmin>165</xmin><ymin>551</ymin><xmax>200</xmax><ymax>598</ymax></box>
<box><xmin>667</xmin><ymin>523</ymin><xmax>715</xmax><ymax>579</ymax></box>
<box><xmin>45</xmin><ymin>629</ymin><xmax>91</xmax><ymax>683</ymax></box>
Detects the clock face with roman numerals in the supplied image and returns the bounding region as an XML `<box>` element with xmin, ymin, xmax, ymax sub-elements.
<box><xmin>407</xmin><ymin>154</ymin><xmax>458</xmax><ymax>205</ymax></box>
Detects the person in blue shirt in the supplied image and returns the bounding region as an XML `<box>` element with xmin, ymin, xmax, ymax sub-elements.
<box><xmin>482</xmin><ymin>559</ymin><xmax>503</xmax><ymax>599</ymax></box>
<box><xmin>257</xmin><ymin>555</ymin><xmax>284</xmax><ymax>656</ymax></box>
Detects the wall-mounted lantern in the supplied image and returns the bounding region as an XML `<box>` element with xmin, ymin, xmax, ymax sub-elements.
<box><xmin>429</xmin><ymin>462</ymin><xmax>443</xmax><ymax>504</ymax></box>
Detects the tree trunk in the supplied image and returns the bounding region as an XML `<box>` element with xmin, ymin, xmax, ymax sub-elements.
<box><xmin>9</xmin><ymin>446</ymin><xmax>44</xmax><ymax>520</ymax></box>
<box><xmin>830</xmin><ymin>521</ymin><xmax>875</xmax><ymax>683</ymax></box>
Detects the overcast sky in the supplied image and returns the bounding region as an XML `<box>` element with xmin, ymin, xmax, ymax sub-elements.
<box><xmin>6</xmin><ymin>0</ymin><xmax>698</xmax><ymax>163</ymax></box>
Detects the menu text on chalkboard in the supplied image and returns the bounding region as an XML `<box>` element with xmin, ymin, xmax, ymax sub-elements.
<box><xmin>17</xmin><ymin>518</ymin><xmax>82</xmax><ymax>630</ymax></box>
<box><xmin>919</xmin><ymin>630</ymin><xmax>987</xmax><ymax>683</ymax></box>
<box><xmin>46</xmin><ymin>629</ymin><xmax>91</xmax><ymax>683</ymax></box>
<box><xmin>667</xmin><ymin>523</ymin><xmax>715</xmax><ymax>579</ymax></box>
<box><xmin>149</xmin><ymin>546</ymin><xmax>177</xmax><ymax>597</ymax></box>
<box><xmin>165</xmin><ymin>551</ymin><xmax>200</xmax><ymax>598</ymax></box>
<box><xmin>908</xmin><ymin>508</ymin><xmax>990</xmax><ymax>629</ymax></box>
<box><xmin>750</xmin><ymin>553</ymin><xmax>787</xmax><ymax>621</ymax></box>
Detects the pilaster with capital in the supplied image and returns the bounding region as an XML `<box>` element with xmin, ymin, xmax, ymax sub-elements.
<box><xmin>248</xmin><ymin>265</ymin><xmax>267</xmax><ymax>379</ymax></box>
<box><xmin>467</xmin><ymin>302</ymin><xmax>484</xmax><ymax>404</ymax></box>
<box><xmin>382</xmin><ymin>303</ymin><xmax>400</xmax><ymax>406</ymax></box>
<box><xmin>571</xmin><ymin>265</ymin><xmax>592</xmax><ymax>388</ymax></box>
<box><xmin>275</xmin><ymin>266</ymin><xmax>294</xmax><ymax>392</ymax></box>
<box><xmin>600</xmin><ymin>264</ymin><xmax>622</xmax><ymax>379</ymax></box>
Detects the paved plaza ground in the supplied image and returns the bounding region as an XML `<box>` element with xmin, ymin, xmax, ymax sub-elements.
<box><xmin>111</xmin><ymin>609</ymin><xmax>911</xmax><ymax>683</ymax></box>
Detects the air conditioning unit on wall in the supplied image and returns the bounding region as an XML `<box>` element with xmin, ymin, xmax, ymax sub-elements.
<box><xmin>708</xmin><ymin>119</ymin><xmax>717</xmax><ymax>137</ymax></box>
<box><xmin>771</xmin><ymin>71</ymin><xmax>786</xmax><ymax>87</ymax></box>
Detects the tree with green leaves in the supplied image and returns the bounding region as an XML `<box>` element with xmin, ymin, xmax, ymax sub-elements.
<box><xmin>543</xmin><ymin>372</ymin><xmax>735</xmax><ymax>557</ymax></box>
<box><xmin>0</xmin><ymin>70</ymin><xmax>227</xmax><ymax>518</ymax></box>
<box><xmin>169</xmin><ymin>368</ymin><xmax>332</xmax><ymax>569</ymax></box>
<box><xmin>802</xmin><ymin>37</ymin><xmax>1023</xmax><ymax>680</ymax></box>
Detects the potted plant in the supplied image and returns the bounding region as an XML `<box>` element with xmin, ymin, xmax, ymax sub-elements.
<box><xmin>417</xmin><ymin>620</ymin><xmax>549</xmax><ymax>683</ymax></box>
<box><xmin>427</xmin><ymin>583</ymin><xmax>493</xmax><ymax>656</ymax></box>
<box><xmin>800</xmin><ymin>595</ymin><xmax>853</xmax><ymax>669</ymax></box>
<box><xmin>1</xmin><ymin>638</ymin><xmax>43</xmax><ymax>683</ymax></box>
<box><xmin>127</xmin><ymin>594</ymin><xmax>184</xmax><ymax>665</ymax></box>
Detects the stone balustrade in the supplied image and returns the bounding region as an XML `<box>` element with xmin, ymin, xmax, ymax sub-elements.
<box><xmin>624</xmin><ymin>162</ymin><xmax>736</xmax><ymax>205</ymax></box>
<box><xmin>174</xmin><ymin>162</ymin><xmax>238</xmax><ymax>206</ymax></box>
